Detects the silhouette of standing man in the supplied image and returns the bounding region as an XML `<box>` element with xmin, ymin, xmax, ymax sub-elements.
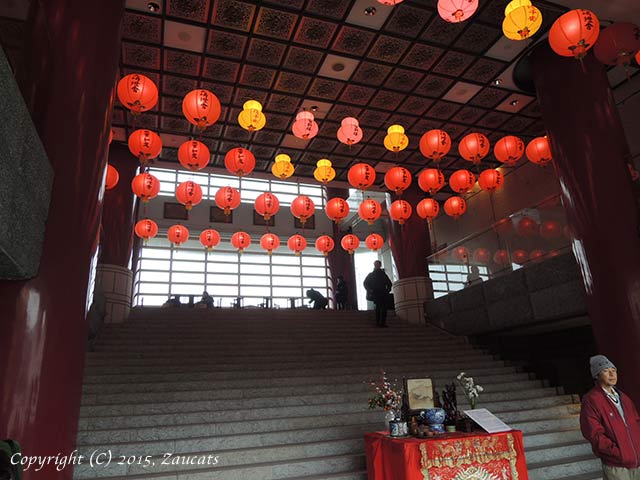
<box><xmin>364</xmin><ymin>260</ymin><xmax>392</xmax><ymax>328</ymax></box>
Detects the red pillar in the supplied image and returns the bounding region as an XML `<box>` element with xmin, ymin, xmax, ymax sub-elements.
<box><xmin>531</xmin><ymin>45</ymin><xmax>640</xmax><ymax>405</ymax></box>
<box><xmin>0</xmin><ymin>1</ymin><xmax>124</xmax><ymax>477</ymax></box>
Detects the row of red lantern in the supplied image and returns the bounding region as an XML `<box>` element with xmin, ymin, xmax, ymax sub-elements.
<box><xmin>450</xmin><ymin>246</ymin><xmax>561</xmax><ymax>267</ymax></box>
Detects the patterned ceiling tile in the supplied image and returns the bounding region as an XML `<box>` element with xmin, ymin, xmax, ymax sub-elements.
<box><xmin>441</xmin><ymin>122</ymin><xmax>469</xmax><ymax>140</ymax></box>
<box><xmin>252</xmin><ymin>130</ymin><xmax>283</xmax><ymax>145</ymax></box>
<box><xmin>360</xmin><ymin>145</ymin><xmax>387</xmax><ymax>160</ymax></box>
<box><xmin>402</xmin><ymin>43</ymin><xmax>444</xmax><ymax>71</ymax></box>
<box><xmin>233</xmin><ymin>87</ymin><xmax>268</xmax><ymax>106</ymax></box>
<box><xmin>203</xmin><ymin>82</ymin><xmax>235</xmax><ymax>104</ymax></box>
<box><xmin>351</xmin><ymin>62</ymin><xmax>392</xmax><ymax>87</ymax></box>
<box><xmin>262</xmin><ymin>113</ymin><xmax>291</xmax><ymax>130</ymax></box>
<box><xmin>538</xmin><ymin>4</ymin><xmax>564</xmax><ymax>31</ymax></box>
<box><xmin>328</xmin><ymin>155</ymin><xmax>354</xmax><ymax>168</ymax></box>
<box><xmin>432</xmin><ymin>50</ymin><xmax>476</xmax><ymax>77</ymax></box>
<box><xmin>414</xmin><ymin>74</ymin><xmax>455</xmax><ymax>98</ymax></box>
<box><xmin>294</xmin><ymin>17</ymin><xmax>337</xmax><ymax>48</ymax></box>
<box><xmin>520</xmin><ymin>101</ymin><xmax>542</xmax><ymax>118</ymax></box>
<box><xmin>296</xmin><ymin>165</ymin><xmax>315</xmax><ymax>176</ymax></box>
<box><xmin>240</xmin><ymin>65</ymin><xmax>276</xmax><ymax>88</ymax></box>
<box><xmin>358</xmin><ymin>109</ymin><xmax>391</xmax><ymax>127</ymax></box>
<box><xmin>122</xmin><ymin>12</ymin><xmax>161</xmax><ymax>43</ymax></box>
<box><xmin>261</xmin><ymin>0</ymin><xmax>305</xmax><ymax>9</ymax></box>
<box><xmin>274</xmin><ymin>72</ymin><xmax>312</xmax><ymax>95</ymax></box>
<box><xmin>252</xmin><ymin>146</ymin><xmax>277</xmax><ymax>160</ymax></box>
<box><xmin>308</xmin><ymin>78</ymin><xmax>345</xmax><ymax>100</ymax></box>
<box><xmin>500</xmin><ymin>115</ymin><xmax>536</xmax><ymax>133</ymax></box>
<box><xmin>462</xmin><ymin>58</ymin><xmax>507</xmax><ymax>83</ymax></box>
<box><xmin>340</xmin><ymin>83</ymin><xmax>376</xmax><ymax>105</ymax></box>
<box><xmin>331</xmin><ymin>26</ymin><xmax>375</xmax><ymax>56</ymax></box>
<box><xmin>476</xmin><ymin>111</ymin><xmax>510</xmax><ymax>129</ymax></box>
<box><xmin>161</xmin><ymin>97</ymin><xmax>183</xmax><ymax>116</ymax></box>
<box><xmin>283</xmin><ymin>47</ymin><xmax>324</xmax><ymax>73</ymax></box>
<box><xmin>453</xmin><ymin>23</ymin><xmax>502</xmax><ymax>54</ymax></box>
<box><xmin>128</xmin><ymin>112</ymin><xmax>159</xmax><ymax>129</ymax></box>
<box><xmin>246</xmin><ymin>38</ymin><xmax>286</xmax><ymax>66</ymax></box>
<box><xmin>254</xmin><ymin>7</ymin><xmax>297</xmax><ymax>40</ymax></box>
<box><xmin>112</xmin><ymin>108</ymin><xmax>125</xmax><ymax>124</ymax></box>
<box><xmin>369</xmin><ymin>90</ymin><xmax>406</xmax><ymax>111</ymax></box>
<box><xmin>308</xmin><ymin>137</ymin><xmax>337</xmax><ymax>153</ymax></box>
<box><xmin>387</xmin><ymin>113</ymin><xmax>419</xmax><ymax>130</ymax></box>
<box><xmin>368</xmin><ymin>35</ymin><xmax>411</xmax><ymax>64</ymax></box>
<box><xmin>161</xmin><ymin>147</ymin><xmax>178</xmax><ymax>162</ymax></box>
<box><xmin>325</xmin><ymin>104</ymin><xmax>362</xmax><ymax>122</ymax></box>
<box><xmin>211</xmin><ymin>0</ymin><xmax>256</xmax><ymax>32</ymax></box>
<box><xmin>384</xmin><ymin>69</ymin><xmax>423</xmax><ymax>92</ymax></box>
<box><xmin>201</xmin><ymin>124</ymin><xmax>224</xmax><ymax>139</ymax></box>
<box><xmin>398</xmin><ymin>96</ymin><xmax>434</xmax><ymax>116</ymax></box>
<box><xmin>223</xmin><ymin>125</ymin><xmax>252</xmax><ymax>142</ymax></box>
<box><xmin>163</xmin><ymin>75</ymin><xmax>197</xmax><ymax>96</ymax></box>
<box><xmin>469</xmin><ymin>87</ymin><xmax>510</xmax><ymax>108</ymax></box>
<box><xmin>425</xmin><ymin>100</ymin><xmax>462</xmax><ymax>121</ymax></box>
<box><xmin>207</xmin><ymin>31</ymin><xmax>247</xmax><ymax>59</ymax></box>
<box><xmin>412</xmin><ymin>117</ymin><xmax>443</xmax><ymax>133</ymax></box>
<box><xmin>164</xmin><ymin>50</ymin><xmax>201</xmax><ymax>76</ymax></box>
<box><xmin>384</xmin><ymin>5</ymin><xmax>434</xmax><ymax>38</ymax></box>
<box><xmin>317</xmin><ymin>120</ymin><xmax>340</xmax><ymax>138</ymax></box>
<box><xmin>306</xmin><ymin>0</ymin><xmax>351</xmax><ymax>19</ymax></box>
<box><xmin>452</xmin><ymin>106</ymin><xmax>487</xmax><ymax>125</ymax></box>
<box><xmin>167</xmin><ymin>0</ymin><xmax>211</xmax><ymax>22</ymax></box>
<box><xmin>122</xmin><ymin>43</ymin><xmax>160</xmax><ymax>69</ymax></box>
<box><xmin>477</xmin><ymin>0</ymin><xmax>508</xmax><ymax>26</ymax></box>
<box><xmin>524</xmin><ymin>119</ymin><xmax>546</xmax><ymax>137</ymax></box>
<box><xmin>267</xmin><ymin>94</ymin><xmax>300</xmax><ymax>114</ymax></box>
<box><xmin>161</xmin><ymin>115</ymin><xmax>191</xmax><ymax>133</ymax></box>
<box><xmin>421</xmin><ymin>17</ymin><xmax>463</xmax><ymax>45</ymax></box>
<box><xmin>204</xmin><ymin>57</ymin><xmax>240</xmax><ymax>82</ymax></box>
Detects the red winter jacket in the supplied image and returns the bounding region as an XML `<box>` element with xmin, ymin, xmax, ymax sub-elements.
<box><xmin>580</xmin><ymin>386</ymin><xmax>640</xmax><ymax>468</ymax></box>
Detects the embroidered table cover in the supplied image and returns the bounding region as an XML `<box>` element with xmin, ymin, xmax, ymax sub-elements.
<box><xmin>364</xmin><ymin>430</ymin><xmax>528</xmax><ymax>480</ymax></box>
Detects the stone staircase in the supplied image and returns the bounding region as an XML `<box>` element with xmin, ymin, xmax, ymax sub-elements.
<box><xmin>74</xmin><ymin>308</ymin><xmax>601</xmax><ymax>479</ymax></box>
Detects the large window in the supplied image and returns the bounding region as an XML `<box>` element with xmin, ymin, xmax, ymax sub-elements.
<box><xmin>429</xmin><ymin>264</ymin><xmax>489</xmax><ymax>298</ymax></box>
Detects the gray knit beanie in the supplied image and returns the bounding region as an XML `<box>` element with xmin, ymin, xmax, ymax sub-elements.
<box><xmin>590</xmin><ymin>355</ymin><xmax>616</xmax><ymax>378</ymax></box>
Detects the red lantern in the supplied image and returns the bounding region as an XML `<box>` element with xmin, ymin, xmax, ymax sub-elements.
<box><xmin>105</xmin><ymin>165</ymin><xmax>119</xmax><ymax>190</ymax></box>
<box><xmin>200</xmin><ymin>229</ymin><xmax>220</xmax><ymax>252</ymax></box>
<box><xmin>292</xmin><ymin>111</ymin><xmax>319</xmax><ymax>140</ymax></box>
<box><xmin>549</xmin><ymin>9</ymin><xmax>600</xmax><ymax>60</ymax></box>
<box><xmin>117</xmin><ymin>73</ymin><xmax>158</xmax><ymax>113</ymax></box>
<box><xmin>366</xmin><ymin>233</ymin><xmax>384</xmax><ymax>251</ymax></box>
<box><xmin>183</xmin><ymin>89</ymin><xmax>222</xmax><ymax>129</ymax></box>
<box><xmin>260</xmin><ymin>233</ymin><xmax>280</xmax><ymax>255</ymax></box>
<box><xmin>389</xmin><ymin>199</ymin><xmax>412</xmax><ymax>225</ymax></box>
<box><xmin>594</xmin><ymin>23</ymin><xmax>640</xmax><ymax>66</ymax></box>
<box><xmin>444</xmin><ymin>196</ymin><xmax>467</xmax><ymax>219</ymax></box>
<box><xmin>416</xmin><ymin>198</ymin><xmax>440</xmax><ymax>221</ymax></box>
<box><xmin>231</xmin><ymin>231</ymin><xmax>251</xmax><ymax>253</ymax></box>
<box><xmin>224</xmin><ymin>147</ymin><xmax>256</xmax><ymax>177</ymax></box>
<box><xmin>419</xmin><ymin>129</ymin><xmax>451</xmax><ymax>161</ymax></box>
<box><xmin>493</xmin><ymin>249</ymin><xmax>510</xmax><ymax>266</ymax></box>
<box><xmin>494</xmin><ymin>136</ymin><xmax>525</xmax><ymax>166</ymax></box>
<box><xmin>494</xmin><ymin>218</ymin><xmax>514</xmax><ymax>236</ymax></box>
<box><xmin>348</xmin><ymin>163</ymin><xmax>376</xmax><ymax>190</ymax></box>
<box><xmin>178</xmin><ymin>140</ymin><xmax>210</xmax><ymax>171</ymax></box>
<box><xmin>358</xmin><ymin>199</ymin><xmax>382</xmax><ymax>225</ymax></box>
<box><xmin>459</xmin><ymin>133</ymin><xmax>490</xmax><ymax>165</ymax></box>
<box><xmin>325</xmin><ymin>198</ymin><xmax>350</xmax><ymax>224</ymax></box>
<box><xmin>290</xmin><ymin>195</ymin><xmax>315</xmax><ymax>225</ymax></box>
<box><xmin>315</xmin><ymin>235</ymin><xmax>335</xmax><ymax>256</ymax></box>
<box><xmin>168</xmin><ymin>225</ymin><xmax>189</xmax><ymax>247</ymax></box>
<box><xmin>449</xmin><ymin>170</ymin><xmax>476</xmax><ymax>195</ymax></box>
<box><xmin>337</xmin><ymin>117</ymin><xmax>363</xmax><ymax>146</ymax></box>
<box><xmin>134</xmin><ymin>219</ymin><xmax>158</xmax><ymax>242</ymax></box>
<box><xmin>478</xmin><ymin>169</ymin><xmax>504</xmax><ymax>192</ymax></box>
<box><xmin>288</xmin><ymin>234</ymin><xmax>307</xmax><ymax>255</ymax></box>
<box><xmin>418</xmin><ymin>169</ymin><xmax>445</xmax><ymax>195</ymax></box>
<box><xmin>512</xmin><ymin>249</ymin><xmax>529</xmax><ymax>265</ymax></box>
<box><xmin>452</xmin><ymin>246</ymin><xmax>470</xmax><ymax>263</ymax></box>
<box><xmin>437</xmin><ymin>0</ymin><xmax>479</xmax><ymax>23</ymax></box>
<box><xmin>109</xmin><ymin>129</ymin><xmax>114</xmax><ymax>145</ymax></box>
<box><xmin>131</xmin><ymin>172</ymin><xmax>160</xmax><ymax>203</ymax></box>
<box><xmin>215</xmin><ymin>186</ymin><xmax>241</xmax><ymax>216</ymax></box>
<box><xmin>540</xmin><ymin>220</ymin><xmax>562</xmax><ymax>239</ymax></box>
<box><xmin>530</xmin><ymin>249</ymin><xmax>546</xmax><ymax>261</ymax></box>
<box><xmin>384</xmin><ymin>167</ymin><xmax>412</xmax><ymax>194</ymax></box>
<box><xmin>341</xmin><ymin>234</ymin><xmax>360</xmax><ymax>254</ymax></box>
<box><xmin>473</xmin><ymin>248</ymin><xmax>491</xmax><ymax>264</ymax></box>
<box><xmin>516</xmin><ymin>216</ymin><xmax>539</xmax><ymax>238</ymax></box>
<box><xmin>254</xmin><ymin>192</ymin><xmax>280</xmax><ymax>221</ymax></box>
<box><xmin>526</xmin><ymin>137</ymin><xmax>552</xmax><ymax>166</ymax></box>
<box><xmin>128</xmin><ymin>129</ymin><xmax>162</xmax><ymax>164</ymax></box>
<box><xmin>175</xmin><ymin>180</ymin><xmax>203</xmax><ymax>211</ymax></box>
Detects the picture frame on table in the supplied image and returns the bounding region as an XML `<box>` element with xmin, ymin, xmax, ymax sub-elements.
<box><xmin>163</xmin><ymin>202</ymin><xmax>189</xmax><ymax>221</ymax></box>
<box><xmin>210</xmin><ymin>206</ymin><xmax>233</xmax><ymax>224</ymax></box>
<box><xmin>404</xmin><ymin>377</ymin><xmax>435</xmax><ymax>412</ymax></box>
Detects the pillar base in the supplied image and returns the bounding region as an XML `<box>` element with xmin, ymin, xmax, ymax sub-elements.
<box><xmin>392</xmin><ymin>276</ymin><xmax>433</xmax><ymax>324</ymax></box>
<box><xmin>96</xmin><ymin>264</ymin><xmax>133</xmax><ymax>324</ymax></box>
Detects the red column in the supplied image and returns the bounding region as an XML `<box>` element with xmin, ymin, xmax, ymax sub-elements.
<box><xmin>531</xmin><ymin>45</ymin><xmax>640</xmax><ymax>404</ymax></box>
<box><xmin>0</xmin><ymin>1</ymin><xmax>124</xmax><ymax>478</ymax></box>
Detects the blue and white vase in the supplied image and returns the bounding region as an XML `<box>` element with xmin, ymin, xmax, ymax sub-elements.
<box><xmin>421</xmin><ymin>408</ymin><xmax>446</xmax><ymax>434</ymax></box>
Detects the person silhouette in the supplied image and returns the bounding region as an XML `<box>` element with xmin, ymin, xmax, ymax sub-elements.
<box><xmin>363</xmin><ymin>261</ymin><xmax>392</xmax><ymax>327</ymax></box>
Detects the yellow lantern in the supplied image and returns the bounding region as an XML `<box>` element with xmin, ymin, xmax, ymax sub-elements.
<box><xmin>504</xmin><ymin>0</ymin><xmax>531</xmax><ymax>16</ymax></box>
<box><xmin>383</xmin><ymin>125</ymin><xmax>409</xmax><ymax>153</ymax></box>
<box><xmin>238</xmin><ymin>100</ymin><xmax>267</xmax><ymax>132</ymax></box>
<box><xmin>503</xmin><ymin>5</ymin><xmax>542</xmax><ymax>40</ymax></box>
<box><xmin>314</xmin><ymin>159</ymin><xmax>335</xmax><ymax>184</ymax></box>
<box><xmin>272</xmin><ymin>154</ymin><xmax>294</xmax><ymax>179</ymax></box>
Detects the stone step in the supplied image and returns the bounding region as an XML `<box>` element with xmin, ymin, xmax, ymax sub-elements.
<box><xmin>527</xmin><ymin>455</ymin><xmax>601</xmax><ymax>480</ymax></box>
<box><xmin>523</xmin><ymin>428</ymin><xmax>586</xmax><ymax>448</ymax></box>
<box><xmin>556</xmin><ymin>473</ymin><xmax>603</xmax><ymax>480</ymax></box>
<box><xmin>509</xmin><ymin>415</ymin><xmax>580</xmax><ymax>434</ymax></box>
<box><xmin>525</xmin><ymin>440</ymin><xmax>594</xmax><ymax>464</ymax></box>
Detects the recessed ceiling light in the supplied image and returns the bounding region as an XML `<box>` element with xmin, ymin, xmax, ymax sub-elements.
<box><xmin>332</xmin><ymin>63</ymin><xmax>345</xmax><ymax>72</ymax></box>
<box><xmin>364</xmin><ymin>6</ymin><xmax>377</xmax><ymax>16</ymax></box>
<box><xmin>494</xmin><ymin>78</ymin><xmax>503</xmax><ymax>86</ymax></box>
<box><xmin>311</xmin><ymin>105</ymin><xmax>318</xmax><ymax>112</ymax></box>
<box><xmin>178</xmin><ymin>31</ymin><xmax>192</xmax><ymax>42</ymax></box>
<box><xmin>147</xmin><ymin>2</ymin><xmax>160</xmax><ymax>12</ymax></box>
<box><xmin>510</xmin><ymin>99</ymin><xmax>519</xmax><ymax>106</ymax></box>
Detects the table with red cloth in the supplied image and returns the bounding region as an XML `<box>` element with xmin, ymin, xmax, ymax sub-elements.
<box><xmin>364</xmin><ymin>430</ymin><xmax>528</xmax><ymax>480</ymax></box>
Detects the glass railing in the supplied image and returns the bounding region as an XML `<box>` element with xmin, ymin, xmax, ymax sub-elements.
<box><xmin>427</xmin><ymin>194</ymin><xmax>572</xmax><ymax>298</ymax></box>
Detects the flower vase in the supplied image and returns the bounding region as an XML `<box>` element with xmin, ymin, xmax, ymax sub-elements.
<box><xmin>421</xmin><ymin>408</ymin><xmax>446</xmax><ymax>434</ymax></box>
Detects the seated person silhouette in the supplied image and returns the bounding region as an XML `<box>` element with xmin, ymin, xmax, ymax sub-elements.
<box><xmin>162</xmin><ymin>296</ymin><xmax>181</xmax><ymax>308</ymax></box>
<box><xmin>466</xmin><ymin>265</ymin><xmax>483</xmax><ymax>287</ymax></box>
<box><xmin>196</xmin><ymin>291</ymin><xmax>214</xmax><ymax>309</ymax></box>
<box><xmin>306</xmin><ymin>289</ymin><xmax>328</xmax><ymax>310</ymax></box>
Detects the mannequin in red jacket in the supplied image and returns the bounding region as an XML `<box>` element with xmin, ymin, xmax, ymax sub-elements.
<box><xmin>580</xmin><ymin>355</ymin><xmax>640</xmax><ymax>479</ymax></box>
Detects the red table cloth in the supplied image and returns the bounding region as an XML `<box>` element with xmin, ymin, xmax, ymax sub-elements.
<box><xmin>364</xmin><ymin>430</ymin><xmax>528</xmax><ymax>480</ymax></box>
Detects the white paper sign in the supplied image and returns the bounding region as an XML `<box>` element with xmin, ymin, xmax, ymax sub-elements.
<box><xmin>463</xmin><ymin>408</ymin><xmax>512</xmax><ymax>433</ymax></box>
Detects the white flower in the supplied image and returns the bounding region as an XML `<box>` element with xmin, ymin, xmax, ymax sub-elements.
<box><xmin>477</xmin><ymin>386</ymin><xmax>484</xmax><ymax>392</ymax></box>
<box><xmin>457</xmin><ymin>372</ymin><xmax>465</xmax><ymax>380</ymax></box>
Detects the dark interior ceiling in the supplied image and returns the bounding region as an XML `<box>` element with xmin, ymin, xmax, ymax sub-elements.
<box><xmin>1</xmin><ymin>0</ymin><xmax>637</xmax><ymax>200</ymax></box>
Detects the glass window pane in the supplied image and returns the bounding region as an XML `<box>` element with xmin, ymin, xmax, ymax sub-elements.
<box><xmin>271</xmin><ymin>182</ymin><xmax>299</xmax><ymax>194</ymax></box>
<box><xmin>449</xmin><ymin>283</ymin><xmax>464</xmax><ymax>291</ymax></box>
<box><xmin>138</xmin><ymin>283</ymin><xmax>169</xmax><ymax>294</ymax></box>
<box><xmin>210</xmin><ymin>175</ymin><xmax>239</xmax><ymax>188</ymax></box>
<box><xmin>429</xmin><ymin>265</ymin><xmax>445</xmax><ymax>272</ymax></box>
<box><xmin>141</xmin><ymin>248</ymin><xmax>171</xmax><ymax>259</ymax></box>
<box><xmin>211</xmin><ymin>285</ymin><xmax>238</xmax><ymax>296</ymax></box>
<box><xmin>173</xmin><ymin>249</ymin><xmax>206</xmax><ymax>261</ymax></box>
<box><xmin>241</xmin><ymin>190</ymin><xmax>261</xmax><ymax>203</ymax></box>
<box><xmin>301</xmin><ymin>256</ymin><xmax>326</xmax><ymax>267</ymax></box>
<box><xmin>240</xmin><ymin>286</ymin><xmax>271</xmax><ymax>297</ymax></box>
<box><xmin>177</xmin><ymin>171</ymin><xmax>207</xmax><ymax>183</ymax></box>
<box><xmin>447</xmin><ymin>273</ymin><xmax>465</xmax><ymax>282</ymax></box>
<box><xmin>276</xmin><ymin>193</ymin><xmax>298</xmax><ymax>205</ymax></box>
<box><xmin>303</xmin><ymin>277</ymin><xmax>327</xmax><ymax>288</ymax></box>
<box><xmin>240</xmin><ymin>263</ymin><xmax>270</xmax><ymax>275</ymax></box>
<box><xmin>170</xmin><ymin>284</ymin><xmax>204</xmax><ymax>295</ymax></box>
<box><xmin>208</xmin><ymin>262</ymin><xmax>239</xmax><ymax>273</ymax></box>
<box><xmin>272</xmin><ymin>265</ymin><xmax>300</xmax><ymax>276</ymax></box>
<box><xmin>299</xmin><ymin>185</ymin><xmax>321</xmax><ymax>196</ymax></box>
<box><xmin>139</xmin><ymin>271</ymin><xmax>170</xmax><ymax>283</ymax></box>
<box><xmin>240</xmin><ymin>179</ymin><xmax>269</xmax><ymax>190</ymax></box>
<box><xmin>273</xmin><ymin>287</ymin><xmax>304</xmax><ymax>297</ymax></box>
<box><xmin>433</xmin><ymin>282</ymin><xmax>448</xmax><ymax>291</ymax></box>
<box><xmin>271</xmin><ymin>255</ymin><xmax>300</xmax><ymax>265</ymax></box>
<box><xmin>172</xmin><ymin>272</ymin><xmax>205</xmax><ymax>284</ymax></box>
<box><xmin>241</xmin><ymin>253</ymin><xmax>270</xmax><ymax>264</ymax></box>
<box><xmin>148</xmin><ymin>169</ymin><xmax>177</xmax><ymax>182</ymax></box>
<box><xmin>302</xmin><ymin>266</ymin><xmax>326</xmax><ymax>277</ymax></box>
<box><xmin>207</xmin><ymin>274</ymin><xmax>238</xmax><ymax>285</ymax></box>
<box><xmin>209</xmin><ymin>252</ymin><xmax>240</xmax><ymax>263</ymax></box>
<box><xmin>430</xmin><ymin>273</ymin><xmax>446</xmax><ymax>281</ymax></box>
<box><xmin>140</xmin><ymin>259</ymin><xmax>171</xmax><ymax>271</ymax></box>
<box><xmin>272</xmin><ymin>276</ymin><xmax>301</xmax><ymax>287</ymax></box>
<box><xmin>171</xmin><ymin>261</ymin><xmax>204</xmax><ymax>272</ymax></box>
<box><xmin>241</xmin><ymin>275</ymin><xmax>270</xmax><ymax>285</ymax></box>
<box><xmin>135</xmin><ymin>294</ymin><xmax>166</xmax><ymax>306</ymax></box>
